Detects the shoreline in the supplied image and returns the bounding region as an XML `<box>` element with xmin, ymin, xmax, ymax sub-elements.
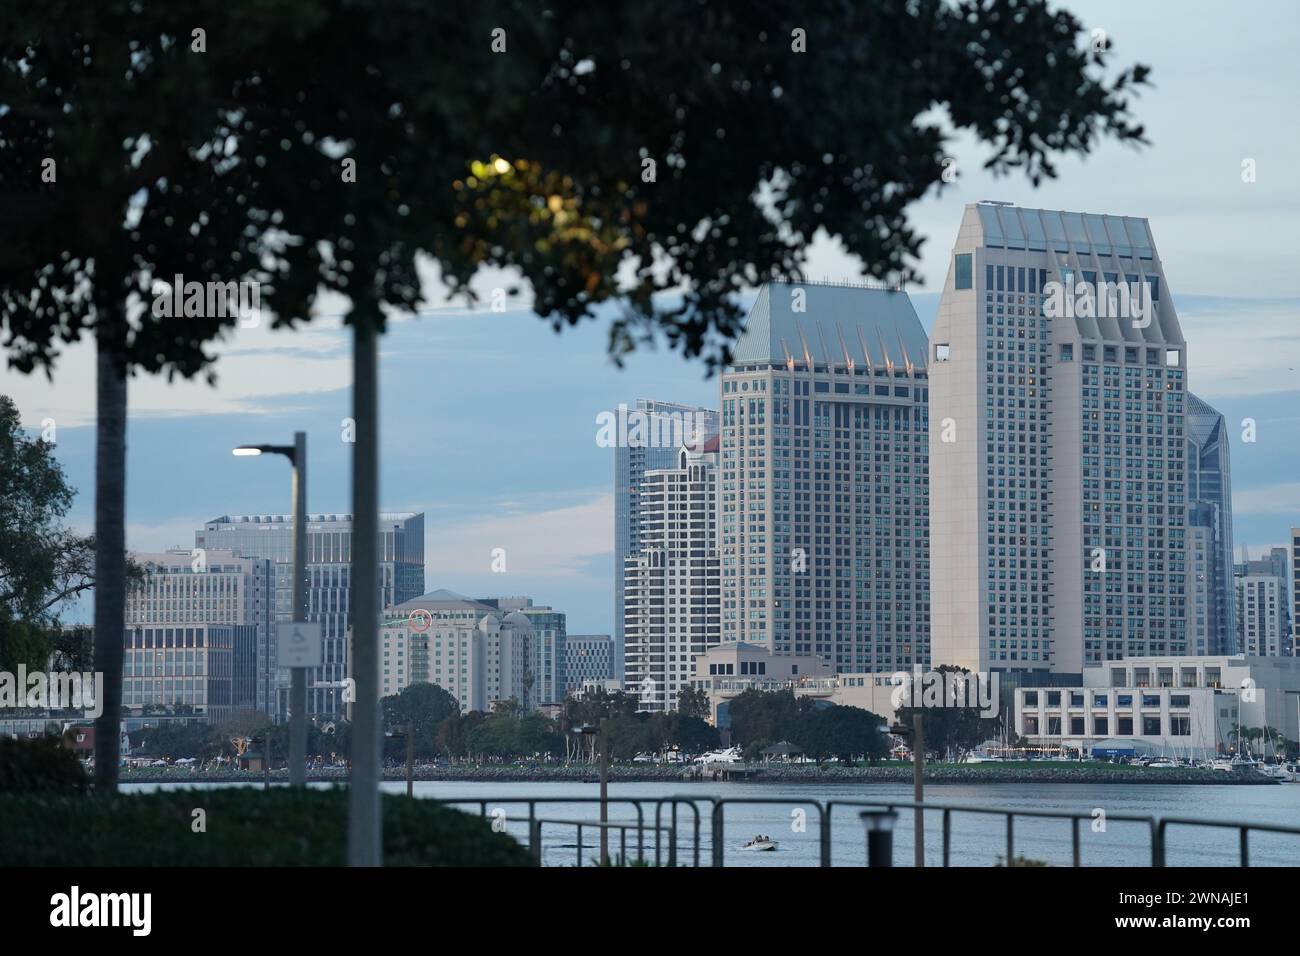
<box><xmin>112</xmin><ymin>764</ymin><xmax>1281</xmax><ymax>786</ymax></box>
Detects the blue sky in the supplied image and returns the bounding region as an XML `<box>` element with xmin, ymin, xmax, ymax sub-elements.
<box><xmin>4</xmin><ymin>0</ymin><xmax>1299</xmax><ymax>633</ymax></box>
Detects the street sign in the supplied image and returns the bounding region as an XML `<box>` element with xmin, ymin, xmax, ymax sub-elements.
<box><xmin>277</xmin><ymin>621</ymin><xmax>323</xmax><ymax>668</ymax></box>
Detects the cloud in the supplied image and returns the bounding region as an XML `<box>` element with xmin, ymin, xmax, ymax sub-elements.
<box><xmin>1233</xmin><ymin>482</ymin><xmax>1300</xmax><ymax>517</ymax></box>
<box><xmin>422</xmin><ymin>491</ymin><xmax>612</xmax><ymax>582</ymax></box>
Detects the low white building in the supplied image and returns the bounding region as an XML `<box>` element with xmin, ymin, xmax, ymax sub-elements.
<box><xmin>1014</xmin><ymin>655</ymin><xmax>1300</xmax><ymax>757</ymax></box>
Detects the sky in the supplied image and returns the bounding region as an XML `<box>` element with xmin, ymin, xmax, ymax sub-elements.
<box><xmin>4</xmin><ymin>0</ymin><xmax>1299</xmax><ymax>634</ymax></box>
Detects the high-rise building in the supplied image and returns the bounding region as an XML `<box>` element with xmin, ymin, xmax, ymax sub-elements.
<box><xmin>719</xmin><ymin>281</ymin><xmax>930</xmax><ymax>673</ymax></box>
<box><xmin>1291</xmin><ymin>528</ymin><xmax>1300</xmax><ymax>656</ymax></box>
<box><xmin>613</xmin><ymin>400</ymin><xmax>719</xmax><ymax>682</ymax></box>
<box><xmin>929</xmin><ymin>202</ymin><xmax>1187</xmax><ymax>674</ymax></box>
<box><xmin>563</xmin><ymin>635</ymin><xmax>614</xmax><ymax>692</ymax></box>
<box><xmin>623</xmin><ymin>437</ymin><xmax>720</xmax><ymax>711</ymax></box>
<box><xmin>123</xmin><ymin>549</ymin><xmax>269</xmax><ymax>721</ymax></box>
<box><xmin>196</xmin><ymin>512</ymin><xmax>425</xmax><ymax>718</ymax></box>
<box><xmin>1185</xmin><ymin>393</ymin><xmax>1235</xmax><ymax>653</ymax></box>
<box><xmin>1236</xmin><ymin>572</ymin><xmax>1283</xmax><ymax>657</ymax></box>
<box><xmin>378</xmin><ymin>590</ymin><xmax>532</xmax><ymax>712</ymax></box>
<box><xmin>1234</xmin><ymin>547</ymin><xmax>1291</xmax><ymax>657</ymax></box>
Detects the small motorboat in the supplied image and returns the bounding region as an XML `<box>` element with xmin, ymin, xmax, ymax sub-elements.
<box><xmin>741</xmin><ymin>835</ymin><xmax>778</xmax><ymax>851</ymax></box>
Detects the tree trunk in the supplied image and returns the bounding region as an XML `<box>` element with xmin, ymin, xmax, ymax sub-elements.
<box><xmin>347</xmin><ymin>311</ymin><xmax>381</xmax><ymax>866</ymax></box>
<box><xmin>93</xmin><ymin>330</ymin><xmax>127</xmax><ymax>791</ymax></box>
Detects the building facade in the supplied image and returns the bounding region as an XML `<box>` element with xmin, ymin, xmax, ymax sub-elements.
<box><xmin>624</xmin><ymin>438</ymin><xmax>720</xmax><ymax>712</ymax></box>
<box><xmin>614</xmin><ymin>400</ymin><xmax>719</xmax><ymax>682</ymax></box>
<box><xmin>929</xmin><ymin>202</ymin><xmax>1187</xmax><ymax>674</ymax></box>
<box><xmin>563</xmin><ymin>635</ymin><xmax>615</xmax><ymax>693</ymax></box>
<box><xmin>123</xmin><ymin>549</ymin><xmax>270</xmax><ymax>720</ymax></box>
<box><xmin>479</xmin><ymin>597</ymin><xmax>568</xmax><ymax>708</ymax></box>
<box><xmin>196</xmin><ymin>512</ymin><xmax>424</xmax><ymax>718</ymax></box>
<box><xmin>720</xmin><ymin>281</ymin><xmax>931</xmax><ymax>674</ymax></box>
<box><xmin>1235</xmin><ymin>548</ymin><xmax>1291</xmax><ymax>657</ymax></box>
<box><xmin>1185</xmin><ymin>393</ymin><xmax>1235</xmax><ymax>653</ymax></box>
<box><xmin>377</xmin><ymin>590</ymin><xmax>532</xmax><ymax>712</ymax></box>
<box><xmin>1293</xmin><ymin>529</ymin><xmax>1300</xmax><ymax>656</ymax></box>
<box><xmin>1014</xmin><ymin>655</ymin><xmax>1300</xmax><ymax>756</ymax></box>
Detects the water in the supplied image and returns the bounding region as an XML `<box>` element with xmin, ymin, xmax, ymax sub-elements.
<box><xmin>122</xmin><ymin>778</ymin><xmax>1300</xmax><ymax>867</ymax></box>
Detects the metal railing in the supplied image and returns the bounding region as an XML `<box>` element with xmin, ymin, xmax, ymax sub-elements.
<box><xmin>526</xmin><ymin>818</ymin><xmax>676</xmax><ymax>867</ymax></box>
<box><xmin>433</xmin><ymin>793</ymin><xmax>1300</xmax><ymax>867</ymax></box>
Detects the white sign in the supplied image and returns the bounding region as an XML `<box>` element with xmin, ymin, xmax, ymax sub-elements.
<box><xmin>277</xmin><ymin>622</ymin><xmax>323</xmax><ymax>668</ymax></box>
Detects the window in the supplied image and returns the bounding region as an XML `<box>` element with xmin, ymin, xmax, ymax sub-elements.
<box><xmin>954</xmin><ymin>253</ymin><xmax>972</xmax><ymax>290</ymax></box>
<box><xmin>935</xmin><ymin>343</ymin><xmax>951</xmax><ymax>362</ymax></box>
<box><xmin>1059</xmin><ymin>344</ymin><xmax>1073</xmax><ymax>361</ymax></box>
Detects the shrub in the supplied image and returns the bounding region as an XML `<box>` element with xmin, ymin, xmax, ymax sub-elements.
<box><xmin>0</xmin><ymin>735</ymin><xmax>88</xmax><ymax>792</ymax></box>
<box><xmin>0</xmin><ymin>787</ymin><xmax>532</xmax><ymax>866</ymax></box>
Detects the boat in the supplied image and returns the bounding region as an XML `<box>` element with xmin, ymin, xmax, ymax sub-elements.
<box><xmin>1283</xmin><ymin>763</ymin><xmax>1300</xmax><ymax>782</ymax></box>
<box><xmin>741</xmin><ymin>836</ymin><xmax>778</xmax><ymax>851</ymax></box>
<box><xmin>1254</xmin><ymin>762</ymin><xmax>1289</xmax><ymax>782</ymax></box>
<box><xmin>1147</xmin><ymin>758</ymin><xmax>1178</xmax><ymax>769</ymax></box>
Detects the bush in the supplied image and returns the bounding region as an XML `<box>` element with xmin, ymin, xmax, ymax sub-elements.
<box><xmin>0</xmin><ymin>735</ymin><xmax>88</xmax><ymax>792</ymax></box>
<box><xmin>0</xmin><ymin>787</ymin><xmax>533</xmax><ymax>866</ymax></box>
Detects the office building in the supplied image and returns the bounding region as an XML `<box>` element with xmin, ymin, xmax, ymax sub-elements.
<box><xmin>1292</xmin><ymin>528</ymin><xmax>1300</xmax><ymax>656</ymax></box>
<box><xmin>122</xmin><ymin>549</ymin><xmax>270</xmax><ymax>720</ymax></box>
<box><xmin>929</xmin><ymin>202</ymin><xmax>1187</xmax><ymax>674</ymax></box>
<box><xmin>720</xmin><ymin>280</ymin><xmax>930</xmax><ymax>673</ymax></box>
<box><xmin>614</xmin><ymin>400</ymin><xmax>719</xmax><ymax>681</ymax></box>
<box><xmin>196</xmin><ymin>512</ymin><xmax>424</xmax><ymax>718</ymax></box>
<box><xmin>1235</xmin><ymin>548</ymin><xmax>1289</xmax><ymax>657</ymax></box>
<box><xmin>623</xmin><ymin>437</ymin><xmax>720</xmax><ymax>711</ymax></box>
<box><xmin>1185</xmin><ymin>393</ymin><xmax>1235</xmax><ymax>653</ymax></box>
<box><xmin>563</xmin><ymin>635</ymin><xmax>615</xmax><ymax>692</ymax></box>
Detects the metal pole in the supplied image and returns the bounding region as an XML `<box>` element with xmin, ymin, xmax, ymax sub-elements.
<box><xmin>289</xmin><ymin>431</ymin><xmax>308</xmax><ymax>788</ymax></box>
<box><xmin>913</xmin><ymin>712</ymin><xmax>925</xmax><ymax>868</ymax></box>
<box><xmin>599</xmin><ymin>718</ymin><xmax>609</xmax><ymax>865</ymax></box>
<box><xmin>406</xmin><ymin>722</ymin><xmax>414</xmax><ymax>798</ymax></box>
<box><xmin>348</xmin><ymin>313</ymin><xmax>382</xmax><ymax>867</ymax></box>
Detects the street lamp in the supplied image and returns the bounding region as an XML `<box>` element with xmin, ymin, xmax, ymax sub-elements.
<box><xmin>859</xmin><ymin>809</ymin><xmax>898</xmax><ymax>867</ymax></box>
<box><xmin>891</xmin><ymin>715</ymin><xmax>925</xmax><ymax>868</ymax></box>
<box><xmin>574</xmin><ymin>720</ymin><xmax>609</xmax><ymax>864</ymax></box>
<box><xmin>233</xmin><ymin>432</ymin><xmax>309</xmax><ymax>788</ymax></box>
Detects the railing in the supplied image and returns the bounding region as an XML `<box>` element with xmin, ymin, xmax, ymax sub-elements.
<box><xmin>434</xmin><ymin>794</ymin><xmax>1300</xmax><ymax>867</ymax></box>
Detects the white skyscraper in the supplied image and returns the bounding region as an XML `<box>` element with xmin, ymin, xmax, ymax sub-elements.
<box><xmin>719</xmin><ymin>281</ymin><xmax>930</xmax><ymax>672</ymax></box>
<box><xmin>929</xmin><ymin>202</ymin><xmax>1187</xmax><ymax>674</ymax></box>
<box><xmin>623</xmin><ymin>437</ymin><xmax>720</xmax><ymax>711</ymax></box>
<box><xmin>613</xmin><ymin>401</ymin><xmax>718</xmax><ymax>682</ymax></box>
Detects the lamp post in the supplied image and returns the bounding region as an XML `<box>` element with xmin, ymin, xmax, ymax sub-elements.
<box><xmin>859</xmin><ymin>809</ymin><xmax>898</xmax><ymax>866</ymax></box>
<box><xmin>233</xmin><ymin>432</ymin><xmax>308</xmax><ymax>788</ymax></box>
<box><xmin>891</xmin><ymin>714</ymin><xmax>925</xmax><ymax>868</ymax></box>
<box><xmin>575</xmin><ymin>720</ymin><xmax>609</xmax><ymax>864</ymax></box>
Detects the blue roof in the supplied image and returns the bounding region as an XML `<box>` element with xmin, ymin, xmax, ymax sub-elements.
<box><xmin>732</xmin><ymin>282</ymin><xmax>927</xmax><ymax>370</ymax></box>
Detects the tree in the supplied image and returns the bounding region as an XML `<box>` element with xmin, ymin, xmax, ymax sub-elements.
<box><xmin>382</xmin><ymin>683</ymin><xmax>460</xmax><ymax>758</ymax></box>
<box><xmin>675</xmin><ymin>686</ymin><xmax>711</xmax><ymax>720</ymax></box>
<box><xmin>4</xmin><ymin>0</ymin><xmax>1149</xmax><ymax>852</ymax></box>
<box><xmin>793</xmin><ymin>705</ymin><xmax>889</xmax><ymax>764</ymax></box>
<box><xmin>727</xmin><ymin>689</ymin><xmax>814</xmax><ymax>749</ymax></box>
<box><xmin>1</xmin><ymin>4</ymin><xmax>288</xmax><ymax>789</ymax></box>
<box><xmin>0</xmin><ymin>395</ymin><xmax>96</xmax><ymax>671</ymax></box>
<box><xmin>667</xmin><ymin>713</ymin><xmax>720</xmax><ymax>755</ymax></box>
